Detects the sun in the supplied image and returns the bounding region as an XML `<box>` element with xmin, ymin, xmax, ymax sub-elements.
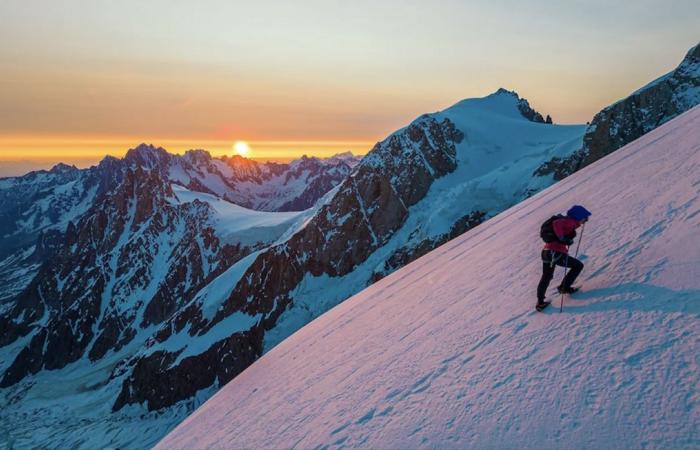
<box><xmin>233</xmin><ymin>141</ymin><xmax>251</xmax><ymax>157</ymax></box>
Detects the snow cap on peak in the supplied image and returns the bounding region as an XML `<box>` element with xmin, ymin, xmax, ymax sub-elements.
<box><xmin>445</xmin><ymin>88</ymin><xmax>547</xmax><ymax>123</ymax></box>
<box><xmin>491</xmin><ymin>87</ymin><xmax>520</xmax><ymax>99</ymax></box>
<box><xmin>326</xmin><ymin>151</ymin><xmax>361</xmax><ymax>167</ymax></box>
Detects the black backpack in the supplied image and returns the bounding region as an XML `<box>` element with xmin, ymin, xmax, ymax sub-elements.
<box><xmin>540</xmin><ymin>215</ymin><xmax>563</xmax><ymax>243</ymax></box>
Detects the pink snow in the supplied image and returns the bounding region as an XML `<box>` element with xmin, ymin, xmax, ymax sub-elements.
<box><xmin>157</xmin><ymin>106</ymin><xmax>700</xmax><ymax>449</ymax></box>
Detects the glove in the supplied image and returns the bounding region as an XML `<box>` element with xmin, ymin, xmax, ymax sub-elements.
<box><xmin>561</xmin><ymin>237</ymin><xmax>574</xmax><ymax>246</ymax></box>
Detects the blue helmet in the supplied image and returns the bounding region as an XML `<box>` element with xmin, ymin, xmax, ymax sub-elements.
<box><xmin>567</xmin><ymin>205</ymin><xmax>592</xmax><ymax>221</ymax></box>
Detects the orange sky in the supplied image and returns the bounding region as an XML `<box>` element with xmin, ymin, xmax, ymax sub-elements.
<box><xmin>1</xmin><ymin>1</ymin><xmax>698</xmax><ymax>176</ymax></box>
<box><xmin>0</xmin><ymin>136</ymin><xmax>375</xmax><ymax>176</ymax></box>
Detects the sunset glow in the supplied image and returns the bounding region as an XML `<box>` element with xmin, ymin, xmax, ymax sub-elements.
<box><xmin>0</xmin><ymin>1</ymin><xmax>698</xmax><ymax>177</ymax></box>
<box><xmin>0</xmin><ymin>135</ymin><xmax>374</xmax><ymax>175</ymax></box>
<box><xmin>233</xmin><ymin>141</ymin><xmax>251</xmax><ymax>157</ymax></box>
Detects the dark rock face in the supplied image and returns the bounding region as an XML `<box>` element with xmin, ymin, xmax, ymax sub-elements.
<box><xmin>535</xmin><ymin>43</ymin><xmax>700</xmax><ymax>180</ymax></box>
<box><xmin>112</xmin><ymin>329</ymin><xmax>263</xmax><ymax>412</ymax></box>
<box><xmin>493</xmin><ymin>88</ymin><xmax>548</xmax><ymax>123</ymax></box>
<box><xmin>516</xmin><ymin>98</ymin><xmax>546</xmax><ymax>123</ymax></box>
<box><xmin>0</xmin><ymin>167</ymin><xmax>252</xmax><ymax>387</ymax></box>
<box><xmin>112</xmin><ymin>115</ymin><xmax>463</xmax><ymax>411</ymax></box>
<box><xmin>0</xmin><ymin>164</ymin><xmax>90</xmax><ymax>260</ymax></box>
<box><xmin>532</xmin><ymin>151</ymin><xmax>586</xmax><ymax>181</ymax></box>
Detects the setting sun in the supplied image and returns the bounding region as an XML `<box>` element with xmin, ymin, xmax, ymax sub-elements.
<box><xmin>233</xmin><ymin>141</ymin><xmax>251</xmax><ymax>157</ymax></box>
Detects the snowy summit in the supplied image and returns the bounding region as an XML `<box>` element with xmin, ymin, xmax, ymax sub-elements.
<box><xmin>158</xmin><ymin>106</ymin><xmax>700</xmax><ymax>449</ymax></box>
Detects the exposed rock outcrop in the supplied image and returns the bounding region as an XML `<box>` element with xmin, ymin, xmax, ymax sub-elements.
<box><xmin>535</xmin><ymin>42</ymin><xmax>700</xmax><ymax>180</ymax></box>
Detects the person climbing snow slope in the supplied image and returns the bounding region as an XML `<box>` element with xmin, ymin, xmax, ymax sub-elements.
<box><xmin>536</xmin><ymin>205</ymin><xmax>592</xmax><ymax>311</ymax></box>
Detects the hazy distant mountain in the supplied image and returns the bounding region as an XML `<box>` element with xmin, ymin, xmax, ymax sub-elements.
<box><xmin>123</xmin><ymin>145</ymin><xmax>361</xmax><ymax>211</ymax></box>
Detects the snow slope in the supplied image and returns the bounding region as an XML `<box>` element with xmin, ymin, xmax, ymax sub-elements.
<box><xmin>158</xmin><ymin>106</ymin><xmax>700</xmax><ymax>449</ymax></box>
<box><xmin>171</xmin><ymin>184</ymin><xmax>304</xmax><ymax>246</ymax></box>
<box><xmin>264</xmin><ymin>90</ymin><xmax>586</xmax><ymax>351</ymax></box>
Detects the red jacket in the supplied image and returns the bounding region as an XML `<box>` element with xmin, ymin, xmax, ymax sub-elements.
<box><xmin>543</xmin><ymin>217</ymin><xmax>582</xmax><ymax>254</ymax></box>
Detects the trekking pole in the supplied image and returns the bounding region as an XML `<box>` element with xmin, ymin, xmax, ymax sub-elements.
<box><xmin>573</xmin><ymin>223</ymin><xmax>585</xmax><ymax>258</ymax></box>
<box><xmin>560</xmin><ymin>223</ymin><xmax>585</xmax><ymax>313</ymax></box>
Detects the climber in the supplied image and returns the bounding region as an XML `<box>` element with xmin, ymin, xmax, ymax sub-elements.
<box><xmin>536</xmin><ymin>205</ymin><xmax>591</xmax><ymax>311</ymax></box>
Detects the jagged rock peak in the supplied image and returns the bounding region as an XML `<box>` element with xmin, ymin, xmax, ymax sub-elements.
<box><xmin>326</xmin><ymin>151</ymin><xmax>362</xmax><ymax>167</ymax></box>
<box><xmin>182</xmin><ymin>149</ymin><xmax>213</xmax><ymax>166</ymax></box>
<box><xmin>490</xmin><ymin>89</ymin><xmax>548</xmax><ymax>123</ymax></box>
<box><xmin>491</xmin><ymin>87</ymin><xmax>520</xmax><ymax>98</ymax></box>
<box><xmin>96</xmin><ymin>154</ymin><xmax>122</xmax><ymax>170</ymax></box>
<box><xmin>124</xmin><ymin>143</ymin><xmax>171</xmax><ymax>168</ymax></box>
<box><xmin>49</xmin><ymin>162</ymin><xmax>78</xmax><ymax>173</ymax></box>
<box><xmin>331</xmin><ymin>151</ymin><xmax>355</xmax><ymax>159</ymax></box>
<box><xmin>682</xmin><ymin>41</ymin><xmax>700</xmax><ymax>63</ymax></box>
<box><xmin>222</xmin><ymin>153</ymin><xmax>258</xmax><ymax>168</ymax></box>
<box><xmin>488</xmin><ymin>88</ymin><xmax>547</xmax><ymax>122</ymax></box>
<box><xmin>517</xmin><ymin>99</ymin><xmax>545</xmax><ymax>123</ymax></box>
<box><xmin>287</xmin><ymin>155</ymin><xmax>324</xmax><ymax>172</ymax></box>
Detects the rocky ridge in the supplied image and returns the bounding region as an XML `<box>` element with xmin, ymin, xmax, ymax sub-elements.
<box><xmin>535</xmin><ymin>42</ymin><xmax>700</xmax><ymax>180</ymax></box>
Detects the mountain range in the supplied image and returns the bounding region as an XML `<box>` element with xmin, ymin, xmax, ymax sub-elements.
<box><xmin>158</xmin><ymin>92</ymin><xmax>700</xmax><ymax>450</ymax></box>
<box><xmin>0</xmin><ymin>42</ymin><xmax>697</xmax><ymax>449</ymax></box>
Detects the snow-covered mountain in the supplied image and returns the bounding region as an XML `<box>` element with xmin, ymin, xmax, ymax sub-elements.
<box><xmin>0</xmin><ymin>163</ymin><xmax>101</xmax><ymax>302</ymax></box>
<box><xmin>2</xmin><ymin>41</ymin><xmax>698</xmax><ymax>448</ymax></box>
<box><xmin>0</xmin><ymin>146</ymin><xmax>354</xmax><ymax>363</ymax></box>
<box><xmin>109</xmin><ymin>88</ymin><xmax>586</xmax><ymax>416</ymax></box>
<box><xmin>0</xmin><ymin>154</ymin><xmax>343</xmax><ymax>446</ymax></box>
<box><xmin>158</xmin><ymin>104</ymin><xmax>700</xmax><ymax>450</ymax></box>
<box><xmin>128</xmin><ymin>145</ymin><xmax>361</xmax><ymax>211</ymax></box>
<box><xmin>0</xmin><ymin>149</ymin><xmax>356</xmax><ymax>301</ymax></box>
<box><xmin>0</xmin><ymin>88</ymin><xmax>586</xmax><ymax>448</ymax></box>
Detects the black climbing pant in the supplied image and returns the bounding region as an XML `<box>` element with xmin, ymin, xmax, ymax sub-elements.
<box><xmin>537</xmin><ymin>250</ymin><xmax>583</xmax><ymax>301</ymax></box>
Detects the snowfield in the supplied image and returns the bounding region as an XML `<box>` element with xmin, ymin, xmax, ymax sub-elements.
<box><xmin>171</xmin><ymin>183</ymin><xmax>305</xmax><ymax>246</ymax></box>
<box><xmin>157</xmin><ymin>106</ymin><xmax>700</xmax><ymax>449</ymax></box>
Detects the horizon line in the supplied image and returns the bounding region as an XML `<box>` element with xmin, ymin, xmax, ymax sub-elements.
<box><xmin>0</xmin><ymin>138</ymin><xmax>372</xmax><ymax>177</ymax></box>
